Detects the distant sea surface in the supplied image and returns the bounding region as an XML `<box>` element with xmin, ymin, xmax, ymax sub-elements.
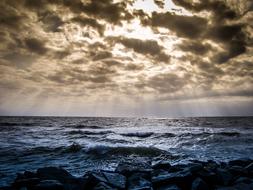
<box><xmin>0</xmin><ymin>116</ymin><xmax>253</xmax><ymax>186</ymax></box>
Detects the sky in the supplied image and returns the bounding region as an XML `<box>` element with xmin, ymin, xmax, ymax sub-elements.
<box><xmin>0</xmin><ymin>0</ymin><xmax>253</xmax><ymax>117</ymax></box>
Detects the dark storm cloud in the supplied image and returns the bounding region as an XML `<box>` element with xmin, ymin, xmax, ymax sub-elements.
<box><xmin>57</xmin><ymin>0</ymin><xmax>132</xmax><ymax>25</ymax></box>
<box><xmin>71</xmin><ymin>16</ymin><xmax>105</xmax><ymax>35</ymax></box>
<box><xmin>172</xmin><ymin>0</ymin><xmax>237</xmax><ymax>22</ymax></box>
<box><xmin>147</xmin><ymin>12</ymin><xmax>208</xmax><ymax>39</ymax></box>
<box><xmin>136</xmin><ymin>73</ymin><xmax>190</xmax><ymax>94</ymax></box>
<box><xmin>110</xmin><ymin>37</ymin><xmax>170</xmax><ymax>63</ymax></box>
<box><xmin>24</xmin><ymin>38</ymin><xmax>48</xmax><ymax>55</ymax></box>
<box><xmin>38</xmin><ymin>11</ymin><xmax>64</xmax><ymax>32</ymax></box>
<box><xmin>207</xmin><ymin>24</ymin><xmax>247</xmax><ymax>63</ymax></box>
<box><xmin>1</xmin><ymin>52</ymin><xmax>36</xmax><ymax>69</ymax></box>
<box><xmin>177</xmin><ymin>40</ymin><xmax>212</xmax><ymax>55</ymax></box>
<box><xmin>92</xmin><ymin>51</ymin><xmax>112</xmax><ymax>61</ymax></box>
<box><xmin>47</xmin><ymin>63</ymin><xmax>118</xmax><ymax>86</ymax></box>
<box><xmin>154</xmin><ymin>0</ymin><xmax>165</xmax><ymax>9</ymax></box>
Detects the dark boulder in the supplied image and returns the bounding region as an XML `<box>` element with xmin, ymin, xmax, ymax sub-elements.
<box><xmin>12</xmin><ymin>178</ymin><xmax>40</xmax><ymax>189</ymax></box>
<box><xmin>127</xmin><ymin>172</ymin><xmax>152</xmax><ymax>190</ymax></box>
<box><xmin>34</xmin><ymin>180</ymin><xmax>64</xmax><ymax>190</ymax></box>
<box><xmin>157</xmin><ymin>184</ymin><xmax>181</xmax><ymax>190</ymax></box>
<box><xmin>215</xmin><ymin>182</ymin><xmax>253</xmax><ymax>190</ymax></box>
<box><xmin>116</xmin><ymin>161</ymin><xmax>152</xmax><ymax>176</ymax></box>
<box><xmin>216</xmin><ymin>168</ymin><xmax>233</xmax><ymax>186</ymax></box>
<box><xmin>187</xmin><ymin>163</ymin><xmax>203</xmax><ymax>173</ymax></box>
<box><xmin>36</xmin><ymin>167</ymin><xmax>73</xmax><ymax>183</ymax></box>
<box><xmin>93</xmin><ymin>182</ymin><xmax>117</xmax><ymax>190</ymax></box>
<box><xmin>228</xmin><ymin>159</ymin><xmax>252</xmax><ymax>167</ymax></box>
<box><xmin>191</xmin><ymin>177</ymin><xmax>209</xmax><ymax>190</ymax></box>
<box><xmin>245</xmin><ymin>162</ymin><xmax>253</xmax><ymax>176</ymax></box>
<box><xmin>228</xmin><ymin>166</ymin><xmax>245</xmax><ymax>176</ymax></box>
<box><xmin>152</xmin><ymin>161</ymin><xmax>171</xmax><ymax>170</ymax></box>
<box><xmin>196</xmin><ymin>169</ymin><xmax>217</xmax><ymax>185</ymax></box>
<box><xmin>152</xmin><ymin>170</ymin><xmax>193</xmax><ymax>189</ymax></box>
<box><xmin>234</xmin><ymin>177</ymin><xmax>253</xmax><ymax>184</ymax></box>
<box><xmin>85</xmin><ymin>171</ymin><xmax>126</xmax><ymax>189</ymax></box>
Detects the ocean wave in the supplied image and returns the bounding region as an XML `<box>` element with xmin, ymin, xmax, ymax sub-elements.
<box><xmin>68</xmin><ymin>130</ymin><xmax>114</xmax><ymax>135</ymax></box>
<box><xmin>179</xmin><ymin>131</ymin><xmax>241</xmax><ymax>138</ymax></box>
<box><xmin>120</xmin><ymin>132</ymin><xmax>154</xmax><ymax>138</ymax></box>
<box><xmin>85</xmin><ymin>145</ymin><xmax>174</xmax><ymax>158</ymax></box>
<box><xmin>0</xmin><ymin>122</ymin><xmax>35</xmax><ymax>127</ymax></box>
<box><xmin>63</xmin><ymin>124</ymin><xmax>103</xmax><ymax>129</ymax></box>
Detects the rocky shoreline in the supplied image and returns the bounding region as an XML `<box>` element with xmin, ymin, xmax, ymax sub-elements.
<box><xmin>2</xmin><ymin>159</ymin><xmax>253</xmax><ymax>190</ymax></box>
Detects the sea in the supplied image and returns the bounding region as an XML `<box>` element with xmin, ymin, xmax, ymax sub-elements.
<box><xmin>0</xmin><ymin>116</ymin><xmax>252</xmax><ymax>186</ymax></box>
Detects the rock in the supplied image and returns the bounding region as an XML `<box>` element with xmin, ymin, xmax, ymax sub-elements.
<box><xmin>93</xmin><ymin>182</ymin><xmax>117</xmax><ymax>190</ymax></box>
<box><xmin>85</xmin><ymin>171</ymin><xmax>126</xmax><ymax>189</ymax></box>
<box><xmin>228</xmin><ymin>166</ymin><xmax>245</xmax><ymax>176</ymax></box>
<box><xmin>152</xmin><ymin>161</ymin><xmax>171</xmax><ymax>170</ymax></box>
<box><xmin>152</xmin><ymin>170</ymin><xmax>193</xmax><ymax>189</ymax></box>
<box><xmin>34</xmin><ymin>180</ymin><xmax>64</xmax><ymax>190</ymax></box>
<box><xmin>196</xmin><ymin>169</ymin><xmax>217</xmax><ymax>185</ymax></box>
<box><xmin>234</xmin><ymin>177</ymin><xmax>253</xmax><ymax>184</ymax></box>
<box><xmin>228</xmin><ymin>159</ymin><xmax>252</xmax><ymax>167</ymax></box>
<box><xmin>204</xmin><ymin>161</ymin><xmax>219</xmax><ymax>172</ymax></box>
<box><xmin>187</xmin><ymin>163</ymin><xmax>203</xmax><ymax>173</ymax></box>
<box><xmin>157</xmin><ymin>184</ymin><xmax>181</xmax><ymax>190</ymax></box>
<box><xmin>245</xmin><ymin>162</ymin><xmax>253</xmax><ymax>176</ymax></box>
<box><xmin>168</xmin><ymin>164</ymin><xmax>189</xmax><ymax>173</ymax></box>
<box><xmin>127</xmin><ymin>172</ymin><xmax>152</xmax><ymax>190</ymax></box>
<box><xmin>116</xmin><ymin>161</ymin><xmax>152</xmax><ymax>176</ymax></box>
<box><xmin>215</xmin><ymin>182</ymin><xmax>253</xmax><ymax>190</ymax></box>
<box><xmin>37</xmin><ymin>167</ymin><xmax>73</xmax><ymax>183</ymax></box>
<box><xmin>216</xmin><ymin>168</ymin><xmax>233</xmax><ymax>186</ymax></box>
<box><xmin>103</xmin><ymin>171</ymin><xmax>126</xmax><ymax>189</ymax></box>
<box><xmin>12</xmin><ymin>178</ymin><xmax>40</xmax><ymax>189</ymax></box>
<box><xmin>191</xmin><ymin>177</ymin><xmax>209</xmax><ymax>190</ymax></box>
<box><xmin>63</xmin><ymin>177</ymin><xmax>88</xmax><ymax>190</ymax></box>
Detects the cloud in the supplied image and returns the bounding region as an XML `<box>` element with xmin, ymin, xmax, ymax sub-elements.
<box><xmin>110</xmin><ymin>37</ymin><xmax>170</xmax><ymax>63</ymax></box>
<box><xmin>24</xmin><ymin>38</ymin><xmax>48</xmax><ymax>55</ymax></box>
<box><xmin>71</xmin><ymin>16</ymin><xmax>105</xmax><ymax>35</ymax></box>
<box><xmin>147</xmin><ymin>12</ymin><xmax>208</xmax><ymax>39</ymax></box>
<box><xmin>177</xmin><ymin>40</ymin><xmax>212</xmax><ymax>55</ymax></box>
<box><xmin>172</xmin><ymin>0</ymin><xmax>237</xmax><ymax>22</ymax></box>
<box><xmin>38</xmin><ymin>11</ymin><xmax>64</xmax><ymax>32</ymax></box>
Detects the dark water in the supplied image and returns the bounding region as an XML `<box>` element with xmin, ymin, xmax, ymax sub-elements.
<box><xmin>0</xmin><ymin>116</ymin><xmax>253</xmax><ymax>186</ymax></box>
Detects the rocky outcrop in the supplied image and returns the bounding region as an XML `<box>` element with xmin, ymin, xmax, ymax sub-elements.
<box><xmin>3</xmin><ymin>159</ymin><xmax>253</xmax><ymax>190</ymax></box>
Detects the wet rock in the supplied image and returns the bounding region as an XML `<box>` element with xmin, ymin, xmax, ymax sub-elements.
<box><xmin>152</xmin><ymin>161</ymin><xmax>171</xmax><ymax>170</ymax></box>
<box><xmin>116</xmin><ymin>161</ymin><xmax>152</xmax><ymax>176</ymax></box>
<box><xmin>34</xmin><ymin>180</ymin><xmax>64</xmax><ymax>190</ymax></box>
<box><xmin>93</xmin><ymin>182</ymin><xmax>117</xmax><ymax>190</ymax></box>
<box><xmin>127</xmin><ymin>172</ymin><xmax>152</xmax><ymax>190</ymax></box>
<box><xmin>152</xmin><ymin>170</ymin><xmax>193</xmax><ymax>189</ymax></box>
<box><xmin>85</xmin><ymin>171</ymin><xmax>126</xmax><ymax>189</ymax></box>
<box><xmin>215</xmin><ymin>182</ymin><xmax>253</xmax><ymax>190</ymax></box>
<box><xmin>191</xmin><ymin>177</ymin><xmax>209</xmax><ymax>190</ymax></box>
<box><xmin>103</xmin><ymin>171</ymin><xmax>126</xmax><ymax>189</ymax></box>
<box><xmin>168</xmin><ymin>164</ymin><xmax>187</xmax><ymax>173</ymax></box>
<box><xmin>228</xmin><ymin>159</ymin><xmax>252</xmax><ymax>167</ymax></box>
<box><xmin>228</xmin><ymin>166</ymin><xmax>245</xmax><ymax>176</ymax></box>
<box><xmin>196</xmin><ymin>169</ymin><xmax>217</xmax><ymax>185</ymax></box>
<box><xmin>245</xmin><ymin>162</ymin><xmax>253</xmax><ymax>175</ymax></box>
<box><xmin>63</xmin><ymin>177</ymin><xmax>88</xmax><ymax>190</ymax></box>
<box><xmin>204</xmin><ymin>161</ymin><xmax>219</xmax><ymax>172</ymax></box>
<box><xmin>157</xmin><ymin>184</ymin><xmax>181</xmax><ymax>190</ymax></box>
<box><xmin>216</xmin><ymin>168</ymin><xmax>233</xmax><ymax>186</ymax></box>
<box><xmin>36</xmin><ymin>167</ymin><xmax>73</xmax><ymax>183</ymax></box>
<box><xmin>187</xmin><ymin>163</ymin><xmax>203</xmax><ymax>173</ymax></box>
<box><xmin>234</xmin><ymin>177</ymin><xmax>253</xmax><ymax>184</ymax></box>
<box><xmin>12</xmin><ymin>177</ymin><xmax>40</xmax><ymax>189</ymax></box>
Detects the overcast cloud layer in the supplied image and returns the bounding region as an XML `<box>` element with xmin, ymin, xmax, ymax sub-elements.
<box><xmin>0</xmin><ymin>0</ymin><xmax>253</xmax><ymax>117</ymax></box>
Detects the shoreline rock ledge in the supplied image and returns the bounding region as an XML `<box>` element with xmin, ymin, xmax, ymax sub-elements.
<box><xmin>2</xmin><ymin>159</ymin><xmax>253</xmax><ymax>190</ymax></box>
